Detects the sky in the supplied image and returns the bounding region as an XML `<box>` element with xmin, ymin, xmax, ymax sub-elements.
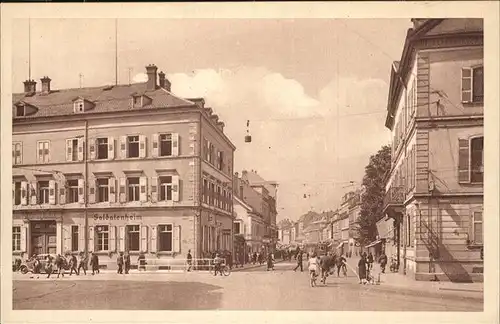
<box><xmin>12</xmin><ymin>18</ymin><xmax>412</xmax><ymax>221</ymax></box>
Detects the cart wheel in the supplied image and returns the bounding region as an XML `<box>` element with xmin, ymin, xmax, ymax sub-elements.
<box><xmin>20</xmin><ymin>266</ymin><xmax>28</xmax><ymax>274</ymax></box>
<box><xmin>223</xmin><ymin>266</ymin><xmax>231</xmax><ymax>276</ymax></box>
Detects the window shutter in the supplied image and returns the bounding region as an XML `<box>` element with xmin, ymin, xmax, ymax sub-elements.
<box><xmin>89</xmin><ymin>138</ymin><xmax>96</xmax><ymax>160</ymax></box>
<box><xmin>89</xmin><ymin>177</ymin><xmax>96</xmax><ymax>204</ymax></box>
<box><xmin>150</xmin><ymin>226</ymin><xmax>157</xmax><ymax>253</ymax></box>
<box><xmin>79</xmin><ymin>225</ymin><xmax>85</xmax><ymax>252</ymax></box>
<box><xmin>78</xmin><ymin>179</ymin><xmax>85</xmax><ymax>204</ymax></box>
<box><xmin>458</xmin><ymin>138</ymin><xmax>470</xmax><ymax>183</ymax></box>
<box><xmin>30</xmin><ymin>181</ymin><xmax>38</xmax><ymax>205</ymax></box>
<box><xmin>21</xmin><ymin>181</ymin><xmax>28</xmax><ymax>205</ymax></box>
<box><xmin>139</xmin><ymin>135</ymin><xmax>147</xmax><ymax>158</ymax></box>
<box><xmin>172</xmin><ymin>133</ymin><xmax>179</xmax><ymax>156</ymax></box>
<box><xmin>118</xmin><ymin>226</ymin><xmax>125</xmax><ymax>252</ymax></box>
<box><xmin>108</xmin><ymin>136</ymin><xmax>115</xmax><ymax>160</ymax></box>
<box><xmin>140</xmin><ymin>176</ymin><xmax>148</xmax><ymax>202</ymax></box>
<box><xmin>20</xmin><ymin>225</ymin><xmax>27</xmax><ymax>252</ymax></box>
<box><xmin>151</xmin><ymin>176</ymin><xmax>158</xmax><ymax>203</ymax></box>
<box><xmin>461</xmin><ymin>67</ymin><xmax>473</xmax><ymax>103</ymax></box>
<box><xmin>109</xmin><ymin>177</ymin><xmax>116</xmax><ymax>202</ymax></box>
<box><xmin>172</xmin><ymin>175</ymin><xmax>180</xmax><ymax>202</ymax></box>
<box><xmin>59</xmin><ymin>180</ymin><xmax>66</xmax><ymax>205</ymax></box>
<box><xmin>49</xmin><ymin>180</ymin><xmax>56</xmax><ymax>205</ymax></box>
<box><xmin>66</xmin><ymin>139</ymin><xmax>73</xmax><ymax>162</ymax></box>
<box><xmin>120</xmin><ymin>135</ymin><xmax>127</xmax><ymax>159</ymax></box>
<box><xmin>152</xmin><ymin>133</ymin><xmax>159</xmax><ymax>157</ymax></box>
<box><xmin>77</xmin><ymin>137</ymin><xmax>84</xmax><ymax>161</ymax></box>
<box><xmin>63</xmin><ymin>226</ymin><xmax>71</xmax><ymax>253</ymax></box>
<box><xmin>119</xmin><ymin>177</ymin><xmax>126</xmax><ymax>203</ymax></box>
<box><xmin>110</xmin><ymin>226</ymin><xmax>117</xmax><ymax>252</ymax></box>
<box><xmin>173</xmin><ymin>225</ymin><xmax>181</xmax><ymax>253</ymax></box>
<box><xmin>141</xmin><ymin>226</ymin><xmax>148</xmax><ymax>253</ymax></box>
<box><xmin>88</xmin><ymin>226</ymin><xmax>94</xmax><ymax>252</ymax></box>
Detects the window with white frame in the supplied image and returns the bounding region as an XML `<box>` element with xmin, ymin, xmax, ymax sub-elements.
<box><xmin>67</xmin><ymin>179</ymin><xmax>79</xmax><ymax>203</ymax></box>
<box><xmin>127</xmin><ymin>225</ymin><xmax>140</xmax><ymax>251</ymax></box>
<box><xmin>127</xmin><ymin>136</ymin><xmax>140</xmax><ymax>158</ymax></box>
<box><xmin>160</xmin><ymin>134</ymin><xmax>173</xmax><ymax>157</ymax></box>
<box><xmin>158</xmin><ymin>224</ymin><xmax>173</xmax><ymax>252</ymax></box>
<box><xmin>159</xmin><ymin>176</ymin><xmax>173</xmax><ymax>201</ymax></box>
<box><xmin>97</xmin><ymin>178</ymin><xmax>109</xmax><ymax>202</ymax></box>
<box><xmin>95</xmin><ymin>225</ymin><xmax>109</xmax><ymax>251</ymax></box>
<box><xmin>470</xmin><ymin>137</ymin><xmax>484</xmax><ymax>183</ymax></box>
<box><xmin>37</xmin><ymin>141</ymin><xmax>50</xmax><ymax>163</ymax></box>
<box><xmin>69</xmin><ymin>138</ymin><xmax>78</xmax><ymax>161</ymax></box>
<box><xmin>71</xmin><ymin>226</ymin><xmax>79</xmax><ymax>252</ymax></box>
<box><xmin>14</xmin><ymin>181</ymin><xmax>22</xmax><ymax>205</ymax></box>
<box><xmin>471</xmin><ymin>211</ymin><xmax>483</xmax><ymax>245</ymax></box>
<box><xmin>462</xmin><ymin>66</ymin><xmax>484</xmax><ymax>103</ymax></box>
<box><xmin>38</xmin><ymin>181</ymin><xmax>50</xmax><ymax>204</ymax></box>
<box><xmin>12</xmin><ymin>142</ymin><xmax>22</xmax><ymax>165</ymax></box>
<box><xmin>12</xmin><ymin>226</ymin><xmax>21</xmax><ymax>251</ymax></box>
<box><xmin>97</xmin><ymin>138</ymin><xmax>109</xmax><ymax>160</ymax></box>
<box><xmin>127</xmin><ymin>177</ymin><xmax>140</xmax><ymax>201</ymax></box>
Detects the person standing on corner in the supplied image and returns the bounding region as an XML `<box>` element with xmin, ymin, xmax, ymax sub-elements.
<box><xmin>117</xmin><ymin>252</ymin><xmax>124</xmax><ymax>274</ymax></box>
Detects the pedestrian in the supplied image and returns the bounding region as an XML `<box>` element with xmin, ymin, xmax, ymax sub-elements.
<box><xmin>337</xmin><ymin>254</ymin><xmax>347</xmax><ymax>277</ymax></box>
<box><xmin>124</xmin><ymin>252</ymin><xmax>131</xmax><ymax>274</ymax></box>
<box><xmin>186</xmin><ymin>250</ymin><xmax>193</xmax><ymax>272</ymax></box>
<box><xmin>358</xmin><ymin>254</ymin><xmax>368</xmax><ymax>284</ymax></box>
<box><xmin>378</xmin><ymin>252</ymin><xmax>388</xmax><ymax>274</ymax></box>
<box><xmin>77</xmin><ymin>252</ymin><xmax>87</xmax><ymax>275</ymax></box>
<box><xmin>45</xmin><ymin>255</ymin><xmax>54</xmax><ymax>279</ymax></box>
<box><xmin>69</xmin><ymin>253</ymin><xmax>78</xmax><ymax>276</ymax></box>
<box><xmin>267</xmin><ymin>252</ymin><xmax>275</xmax><ymax>271</ymax></box>
<box><xmin>367</xmin><ymin>252</ymin><xmax>374</xmax><ymax>272</ymax></box>
<box><xmin>56</xmin><ymin>254</ymin><xmax>66</xmax><ymax>278</ymax></box>
<box><xmin>117</xmin><ymin>252</ymin><xmax>124</xmax><ymax>274</ymax></box>
<box><xmin>293</xmin><ymin>250</ymin><xmax>303</xmax><ymax>272</ymax></box>
<box><xmin>89</xmin><ymin>252</ymin><xmax>99</xmax><ymax>275</ymax></box>
<box><xmin>319</xmin><ymin>252</ymin><xmax>334</xmax><ymax>284</ymax></box>
<box><xmin>252</xmin><ymin>252</ymin><xmax>257</xmax><ymax>265</ymax></box>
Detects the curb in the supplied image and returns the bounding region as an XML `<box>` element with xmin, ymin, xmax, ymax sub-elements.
<box><xmin>368</xmin><ymin>283</ymin><xmax>484</xmax><ymax>302</ymax></box>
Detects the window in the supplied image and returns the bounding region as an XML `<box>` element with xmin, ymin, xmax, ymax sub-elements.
<box><xmin>203</xmin><ymin>138</ymin><xmax>209</xmax><ymax>161</ymax></box>
<box><xmin>97</xmin><ymin>178</ymin><xmax>109</xmax><ymax>202</ymax></box>
<box><xmin>97</xmin><ymin>138</ymin><xmax>109</xmax><ymax>160</ymax></box>
<box><xmin>160</xmin><ymin>134</ymin><xmax>173</xmax><ymax>157</ymax></box>
<box><xmin>127</xmin><ymin>136</ymin><xmax>139</xmax><ymax>158</ymax></box>
<box><xmin>95</xmin><ymin>225</ymin><xmax>109</xmax><ymax>251</ymax></box>
<box><xmin>71</xmin><ymin>226</ymin><xmax>79</xmax><ymax>252</ymax></box>
<box><xmin>216</xmin><ymin>151</ymin><xmax>222</xmax><ymax>170</ymax></box>
<box><xmin>216</xmin><ymin>186</ymin><xmax>221</xmax><ymax>208</ymax></box>
<box><xmin>128</xmin><ymin>177</ymin><xmax>140</xmax><ymax>201</ymax></box>
<box><xmin>127</xmin><ymin>225</ymin><xmax>140</xmax><ymax>251</ymax></box>
<box><xmin>133</xmin><ymin>96</ymin><xmax>141</xmax><ymax>107</ymax></box>
<box><xmin>158</xmin><ymin>224</ymin><xmax>173</xmax><ymax>252</ymax></box>
<box><xmin>38</xmin><ymin>181</ymin><xmax>50</xmax><ymax>204</ymax></box>
<box><xmin>38</xmin><ymin>141</ymin><xmax>50</xmax><ymax>163</ymax></box>
<box><xmin>462</xmin><ymin>66</ymin><xmax>483</xmax><ymax>103</ymax></box>
<box><xmin>67</xmin><ymin>180</ymin><xmax>79</xmax><ymax>203</ymax></box>
<box><xmin>203</xmin><ymin>179</ymin><xmax>208</xmax><ymax>203</ymax></box>
<box><xmin>159</xmin><ymin>176</ymin><xmax>173</xmax><ymax>201</ymax></box>
<box><xmin>234</xmin><ymin>222</ymin><xmax>241</xmax><ymax>235</ymax></box>
<box><xmin>13</xmin><ymin>226</ymin><xmax>21</xmax><ymax>251</ymax></box>
<box><xmin>12</xmin><ymin>142</ymin><xmax>22</xmax><ymax>165</ymax></box>
<box><xmin>406</xmin><ymin>214</ymin><xmax>411</xmax><ymax>247</ymax></box>
<box><xmin>208</xmin><ymin>143</ymin><xmax>214</xmax><ymax>164</ymax></box>
<box><xmin>222</xmin><ymin>189</ymin><xmax>227</xmax><ymax>210</ymax></box>
<box><xmin>16</xmin><ymin>105</ymin><xmax>25</xmax><ymax>117</ymax></box>
<box><xmin>210</xmin><ymin>182</ymin><xmax>215</xmax><ymax>205</ymax></box>
<box><xmin>471</xmin><ymin>137</ymin><xmax>484</xmax><ymax>183</ymax></box>
<box><xmin>471</xmin><ymin>211</ymin><xmax>483</xmax><ymax>245</ymax></box>
<box><xmin>14</xmin><ymin>182</ymin><xmax>21</xmax><ymax>205</ymax></box>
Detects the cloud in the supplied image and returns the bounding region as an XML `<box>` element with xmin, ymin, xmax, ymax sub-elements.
<box><xmin>167</xmin><ymin>67</ymin><xmax>390</xmax><ymax>219</ymax></box>
<box><xmin>133</xmin><ymin>73</ymin><xmax>148</xmax><ymax>83</ymax></box>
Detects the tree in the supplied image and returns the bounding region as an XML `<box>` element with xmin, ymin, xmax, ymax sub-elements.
<box><xmin>357</xmin><ymin>145</ymin><xmax>391</xmax><ymax>245</ymax></box>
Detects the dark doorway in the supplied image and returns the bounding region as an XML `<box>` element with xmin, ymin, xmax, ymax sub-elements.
<box><xmin>31</xmin><ymin>221</ymin><xmax>57</xmax><ymax>255</ymax></box>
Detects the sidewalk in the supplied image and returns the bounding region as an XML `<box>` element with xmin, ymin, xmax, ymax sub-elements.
<box><xmin>344</xmin><ymin>257</ymin><xmax>483</xmax><ymax>301</ymax></box>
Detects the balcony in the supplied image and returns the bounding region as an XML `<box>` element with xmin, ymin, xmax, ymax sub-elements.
<box><xmin>383</xmin><ymin>186</ymin><xmax>405</xmax><ymax>218</ymax></box>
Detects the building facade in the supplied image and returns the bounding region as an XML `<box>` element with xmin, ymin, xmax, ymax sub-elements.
<box><xmin>383</xmin><ymin>19</ymin><xmax>483</xmax><ymax>282</ymax></box>
<box><xmin>12</xmin><ymin>64</ymin><xmax>235</xmax><ymax>268</ymax></box>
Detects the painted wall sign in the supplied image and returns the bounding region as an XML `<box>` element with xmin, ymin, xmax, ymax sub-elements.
<box><xmin>93</xmin><ymin>213</ymin><xmax>142</xmax><ymax>221</ymax></box>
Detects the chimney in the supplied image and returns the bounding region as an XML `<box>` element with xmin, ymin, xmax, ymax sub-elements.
<box><xmin>158</xmin><ymin>71</ymin><xmax>165</xmax><ymax>88</ymax></box>
<box><xmin>40</xmin><ymin>76</ymin><xmax>51</xmax><ymax>94</ymax></box>
<box><xmin>145</xmin><ymin>64</ymin><xmax>158</xmax><ymax>91</ymax></box>
<box><xmin>23</xmin><ymin>79</ymin><xmax>37</xmax><ymax>94</ymax></box>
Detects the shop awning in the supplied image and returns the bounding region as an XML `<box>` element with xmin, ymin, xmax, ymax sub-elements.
<box><xmin>365</xmin><ymin>239</ymin><xmax>383</xmax><ymax>248</ymax></box>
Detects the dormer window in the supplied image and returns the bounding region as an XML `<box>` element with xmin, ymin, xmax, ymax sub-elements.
<box><xmin>131</xmin><ymin>94</ymin><xmax>152</xmax><ymax>108</ymax></box>
<box><xmin>133</xmin><ymin>96</ymin><xmax>141</xmax><ymax>106</ymax></box>
<box><xmin>72</xmin><ymin>97</ymin><xmax>94</xmax><ymax>113</ymax></box>
<box><xmin>16</xmin><ymin>105</ymin><xmax>25</xmax><ymax>117</ymax></box>
<box><xmin>13</xmin><ymin>101</ymin><xmax>37</xmax><ymax>117</ymax></box>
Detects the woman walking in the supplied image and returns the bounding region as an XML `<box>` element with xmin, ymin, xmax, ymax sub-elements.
<box><xmin>358</xmin><ymin>254</ymin><xmax>368</xmax><ymax>284</ymax></box>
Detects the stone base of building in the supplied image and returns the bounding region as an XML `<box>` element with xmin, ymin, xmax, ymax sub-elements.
<box><xmin>400</xmin><ymin>258</ymin><xmax>484</xmax><ymax>282</ymax></box>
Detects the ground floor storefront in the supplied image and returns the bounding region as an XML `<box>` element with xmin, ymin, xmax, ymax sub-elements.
<box><xmin>13</xmin><ymin>206</ymin><xmax>234</xmax><ymax>270</ymax></box>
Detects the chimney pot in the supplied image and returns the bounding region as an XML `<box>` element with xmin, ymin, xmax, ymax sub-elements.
<box><xmin>145</xmin><ymin>64</ymin><xmax>158</xmax><ymax>91</ymax></box>
<box><xmin>40</xmin><ymin>76</ymin><xmax>52</xmax><ymax>94</ymax></box>
<box><xmin>23</xmin><ymin>79</ymin><xmax>37</xmax><ymax>94</ymax></box>
<box><xmin>158</xmin><ymin>71</ymin><xmax>166</xmax><ymax>88</ymax></box>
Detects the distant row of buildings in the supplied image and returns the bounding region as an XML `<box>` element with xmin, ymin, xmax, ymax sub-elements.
<box><xmin>11</xmin><ymin>63</ymin><xmax>277</xmax><ymax>268</ymax></box>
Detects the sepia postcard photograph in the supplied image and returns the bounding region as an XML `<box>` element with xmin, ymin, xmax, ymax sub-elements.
<box><xmin>1</xmin><ymin>2</ymin><xmax>499</xmax><ymax>324</ymax></box>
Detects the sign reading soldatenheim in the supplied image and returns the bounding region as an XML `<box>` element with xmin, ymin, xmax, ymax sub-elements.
<box><xmin>2</xmin><ymin>3</ymin><xmax>499</xmax><ymax>324</ymax></box>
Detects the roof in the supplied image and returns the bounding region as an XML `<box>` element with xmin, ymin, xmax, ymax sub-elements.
<box><xmin>242</xmin><ymin>170</ymin><xmax>278</xmax><ymax>198</ymax></box>
<box><xmin>303</xmin><ymin>222</ymin><xmax>326</xmax><ymax>233</ymax></box>
<box><xmin>12</xmin><ymin>82</ymin><xmax>195</xmax><ymax>120</ymax></box>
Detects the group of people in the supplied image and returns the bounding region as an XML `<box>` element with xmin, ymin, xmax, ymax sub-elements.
<box><xmin>26</xmin><ymin>251</ymin><xmax>102</xmax><ymax>279</ymax></box>
<box><xmin>357</xmin><ymin>251</ymin><xmax>388</xmax><ymax>284</ymax></box>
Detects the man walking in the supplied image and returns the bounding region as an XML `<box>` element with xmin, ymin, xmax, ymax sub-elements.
<box><xmin>89</xmin><ymin>252</ymin><xmax>99</xmax><ymax>275</ymax></box>
<box><xmin>69</xmin><ymin>253</ymin><xmax>78</xmax><ymax>276</ymax></box>
<box><xmin>378</xmin><ymin>252</ymin><xmax>388</xmax><ymax>274</ymax></box>
<box><xmin>186</xmin><ymin>250</ymin><xmax>193</xmax><ymax>272</ymax></box>
<box><xmin>293</xmin><ymin>250</ymin><xmax>303</xmax><ymax>272</ymax></box>
<box><xmin>56</xmin><ymin>254</ymin><xmax>66</xmax><ymax>278</ymax></box>
<box><xmin>124</xmin><ymin>252</ymin><xmax>131</xmax><ymax>274</ymax></box>
<box><xmin>117</xmin><ymin>252</ymin><xmax>124</xmax><ymax>274</ymax></box>
<box><xmin>77</xmin><ymin>252</ymin><xmax>87</xmax><ymax>275</ymax></box>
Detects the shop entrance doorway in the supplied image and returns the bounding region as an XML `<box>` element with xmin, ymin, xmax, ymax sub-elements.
<box><xmin>31</xmin><ymin>221</ymin><xmax>57</xmax><ymax>255</ymax></box>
